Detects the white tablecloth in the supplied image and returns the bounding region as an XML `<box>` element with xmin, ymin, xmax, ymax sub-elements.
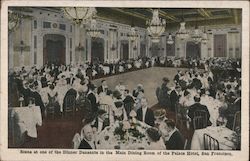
<box><xmin>95</xmin><ymin>120</ymin><xmax>155</xmax><ymax>150</ymax></box>
<box><xmin>9</xmin><ymin>106</ymin><xmax>42</xmax><ymax>146</ymax></box>
<box><xmin>191</xmin><ymin>126</ymin><xmax>236</xmax><ymax>150</ymax></box>
<box><xmin>200</xmin><ymin>97</ymin><xmax>223</xmax><ymax>126</ymax></box>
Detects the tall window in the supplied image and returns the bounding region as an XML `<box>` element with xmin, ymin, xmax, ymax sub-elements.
<box><xmin>70</xmin><ymin>38</ymin><xmax>72</xmax><ymax>49</ymax></box>
<box><xmin>34</xmin><ymin>20</ymin><xmax>37</xmax><ymax>29</ymax></box>
<box><xmin>214</xmin><ymin>34</ymin><xmax>227</xmax><ymax>57</ymax></box>
<box><xmin>34</xmin><ymin>36</ymin><xmax>37</xmax><ymax>49</ymax></box>
<box><xmin>34</xmin><ymin>52</ymin><xmax>37</xmax><ymax>64</ymax></box>
<box><xmin>43</xmin><ymin>21</ymin><xmax>51</xmax><ymax>28</ymax></box>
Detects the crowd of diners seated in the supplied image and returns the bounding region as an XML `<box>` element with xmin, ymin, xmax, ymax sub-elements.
<box><xmin>156</xmin><ymin>58</ymin><xmax>241</xmax><ymax>132</ymax></box>
<box><xmin>8</xmin><ymin>55</ymin><xmax>241</xmax><ymax>150</ymax></box>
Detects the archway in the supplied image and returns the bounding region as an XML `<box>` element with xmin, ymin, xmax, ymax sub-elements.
<box><xmin>186</xmin><ymin>41</ymin><xmax>201</xmax><ymax>58</ymax></box>
<box><xmin>43</xmin><ymin>34</ymin><xmax>66</xmax><ymax>65</ymax></box>
<box><xmin>91</xmin><ymin>38</ymin><xmax>104</xmax><ymax>63</ymax></box>
<box><xmin>120</xmin><ymin>40</ymin><xmax>129</xmax><ymax>60</ymax></box>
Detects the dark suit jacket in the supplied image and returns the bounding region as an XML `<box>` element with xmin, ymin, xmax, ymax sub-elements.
<box><xmin>92</xmin><ymin>117</ymin><xmax>110</xmax><ymax>131</ymax></box>
<box><xmin>78</xmin><ymin>139</ymin><xmax>94</xmax><ymax>149</ymax></box>
<box><xmin>188</xmin><ymin>103</ymin><xmax>212</xmax><ymax>126</ymax></box>
<box><xmin>30</xmin><ymin>91</ymin><xmax>45</xmax><ymax>112</ymax></box>
<box><xmin>165</xmin><ymin>130</ymin><xmax>184</xmax><ymax>150</ymax></box>
<box><xmin>63</xmin><ymin>88</ymin><xmax>77</xmax><ymax>110</ymax></box>
<box><xmin>174</xmin><ymin>74</ymin><xmax>180</xmax><ymax>82</ymax></box>
<box><xmin>66</xmin><ymin>77</ymin><xmax>75</xmax><ymax>85</ymax></box>
<box><xmin>170</xmin><ymin>90</ymin><xmax>180</xmax><ymax>111</ymax></box>
<box><xmin>136</xmin><ymin>107</ymin><xmax>155</xmax><ymax>127</ymax></box>
<box><xmin>41</xmin><ymin>76</ymin><xmax>48</xmax><ymax>88</ymax></box>
<box><xmin>192</xmin><ymin>78</ymin><xmax>202</xmax><ymax>89</ymax></box>
<box><xmin>97</xmin><ymin>86</ymin><xmax>105</xmax><ymax>94</ymax></box>
<box><xmin>20</xmin><ymin>87</ymin><xmax>31</xmax><ymax>106</ymax></box>
<box><xmin>87</xmin><ymin>92</ymin><xmax>98</xmax><ymax>112</ymax></box>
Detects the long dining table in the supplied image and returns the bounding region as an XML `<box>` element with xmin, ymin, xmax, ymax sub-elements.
<box><xmin>190</xmin><ymin>126</ymin><xmax>237</xmax><ymax>150</ymax></box>
<box><xmin>8</xmin><ymin>105</ymin><xmax>42</xmax><ymax>146</ymax></box>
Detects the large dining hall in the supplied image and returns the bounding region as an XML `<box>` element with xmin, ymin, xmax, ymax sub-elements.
<box><xmin>7</xmin><ymin>7</ymin><xmax>242</xmax><ymax>151</ymax></box>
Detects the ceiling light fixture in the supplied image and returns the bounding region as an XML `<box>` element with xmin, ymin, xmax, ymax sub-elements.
<box><xmin>86</xmin><ymin>18</ymin><xmax>101</xmax><ymax>38</ymax></box>
<box><xmin>191</xmin><ymin>14</ymin><xmax>202</xmax><ymax>44</ymax></box>
<box><xmin>201</xmin><ymin>26</ymin><xmax>209</xmax><ymax>44</ymax></box>
<box><xmin>63</xmin><ymin>7</ymin><xmax>97</xmax><ymax>25</ymax></box>
<box><xmin>146</xmin><ymin>9</ymin><xmax>166</xmax><ymax>43</ymax></box>
<box><xmin>176</xmin><ymin>9</ymin><xmax>189</xmax><ymax>40</ymax></box>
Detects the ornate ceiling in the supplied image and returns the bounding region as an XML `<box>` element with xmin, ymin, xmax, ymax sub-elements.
<box><xmin>10</xmin><ymin>7</ymin><xmax>242</xmax><ymax>28</ymax></box>
<box><xmin>96</xmin><ymin>8</ymin><xmax>241</xmax><ymax>28</ymax></box>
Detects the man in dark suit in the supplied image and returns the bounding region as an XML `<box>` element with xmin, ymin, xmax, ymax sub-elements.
<box><xmin>78</xmin><ymin>124</ymin><xmax>96</xmax><ymax>149</ymax></box>
<box><xmin>170</xmin><ymin>85</ymin><xmax>181</xmax><ymax>112</ymax></box>
<box><xmin>136</xmin><ymin>97</ymin><xmax>155</xmax><ymax>127</ymax></box>
<box><xmin>192</xmin><ymin>74</ymin><xmax>202</xmax><ymax>90</ymax></box>
<box><xmin>188</xmin><ymin>95</ymin><xmax>212</xmax><ymax>128</ymax></box>
<box><xmin>66</xmin><ymin>73</ymin><xmax>75</xmax><ymax>86</ymax></box>
<box><xmin>162</xmin><ymin>119</ymin><xmax>185</xmax><ymax>150</ymax></box>
<box><xmin>97</xmin><ymin>80</ymin><xmax>108</xmax><ymax>94</ymax></box>
<box><xmin>29</xmin><ymin>84</ymin><xmax>45</xmax><ymax>116</ymax></box>
<box><xmin>91</xmin><ymin>109</ymin><xmax>110</xmax><ymax>133</ymax></box>
<box><xmin>123</xmin><ymin>89</ymin><xmax>135</xmax><ymax>117</ymax></box>
<box><xmin>174</xmin><ymin>71</ymin><xmax>181</xmax><ymax>83</ymax></box>
<box><xmin>87</xmin><ymin>84</ymin><xmax>99</xmax><ymax>113</ymax></box>
<box><xmin>19</xmin><ymin>80</ymin><xmax>31</xmax><ymax>106</ymax></box>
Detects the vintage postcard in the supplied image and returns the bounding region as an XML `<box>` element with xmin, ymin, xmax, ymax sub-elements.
<box><xmin>0</xmin><ymin>0</ymin><xmax>249</xmax><ymax>161</ymax></box>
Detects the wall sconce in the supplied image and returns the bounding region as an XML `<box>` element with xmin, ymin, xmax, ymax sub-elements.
<box><xmin>111</xmin><ymin>44</ymin><xmax>116</xmax><ymax>51</ymax></box>
<box><xmin>14</xmin><ymin>40</ymin><xmax>30</xmax><ymax>53</ymax></box>
<box><xmin>76</xmin><ymin>43</ymin><xmax>85</xmax><ymax>51</ymax></box>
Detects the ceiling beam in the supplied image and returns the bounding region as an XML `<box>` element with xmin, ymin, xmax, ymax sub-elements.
<box><xmin>158</xmin><ymin>9</ymin><xmax>179</xmax><ymax>22</ymax></box>
<box><xmin>110</xmin><ymin>8</ymin><xmax>149</xmax><ymax>21</ymax></box>
<box><xmin>147</xmin><ymin>9</ymin><xmax>179</xmax><ymax>22</ymax></box>
<box><xmin>232</xmin><ymin>9</ymin><xmax>239</xmax><ymax>25</ymax></box>
<box><xmin>197</xmin><ymin>8</ymin><xmax>212</xmax><ymax>18</ymax></box>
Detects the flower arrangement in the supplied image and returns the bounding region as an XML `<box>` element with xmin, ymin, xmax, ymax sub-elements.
<box><xmin>113</xmin><ymin>120</ymin><xmax>145</xmax><ymax>142</ymax></box>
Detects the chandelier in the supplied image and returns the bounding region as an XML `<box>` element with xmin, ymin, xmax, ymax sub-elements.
<box><xmin>191</xmin><ymin>16</ymin><xmax>202</xmax><ymax>44</ymax></box>
<box><xmin>63</xmin><ymin>7</ymin><xmax>97</xmax><ymax>25</ymax></box>
<box><xmin>167</xmin><ymin>33</ymin><xmax>174</xmax><ymax>45</ymax></box>
<box><xmin>146</xmin><ymin>9</ymin><xmax>166</xmax><ymax>43</ymax></box>
<box><xmin>128</xmin><ymin>27</ymin><xmax>139</xmax><ymax>42</ymax></box>
<box><xmin>176</xmin><ymin>9</ymin><xmax>189</xmax><ymax>40</ymax></box>
<box><xmin>86</xmin><ymin>18</ymin><xmax>101</xmax><ymax>38</ymax></box>
<box><xmin>8</xmin><ymin>10</ymin><xmax>20</xmax><ymax>32</ymax></box>
<box><xmin>201</xmin><ymin>27</ymin><xmax>209</xmax><ymax>44</ymax></box>
<box><xmin>191</xmin><ymin>27</ymin><xmax>202</xmax><ymax>44</ymax></box>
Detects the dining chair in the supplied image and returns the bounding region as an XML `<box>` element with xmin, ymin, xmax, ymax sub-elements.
<box><xmin>175</xmin><ymin>103</ymin><xmax>189</xmax><ymax>129</ymax></box>
<box><xmin>99</xmin><ymin>104</ymin><xmax>110</xmax><ymax>114</ymax></box>
<box><xmin>183</xmin><ymin>138</ymin><xmax>189</xmax><ymax>150</ymax></box>
<box><xmin>72</xmin><ymin>133</ymin><xmax>81</xmax><ymax>149</ymax></box>
<box><xmin>45</xmin><ymin>94</ymin><xmax>57</xmax><ymax>119</ymax></box>
<box><xmin>193</xmin><ymin>110</ymin><xmax>208</xmax><ymax>130</ymax></box>
<box><xmin>203</xmin><ymin>133</ymin><xmax>220</xmax><ymax>150</ymax></box>
<box><xmin>63</xmin><ymin>95</ymin><xmax>76</xmax><ymax>117</ymax></box>
<box><xmin>124</xmin><ymin>102</ymin><xmax>134</xmax><ymax>118</ymax></box>
<box><xmin>232</xmin><ymin>111</ymin><xmax>241</xmax><ymax>132</ymax></box>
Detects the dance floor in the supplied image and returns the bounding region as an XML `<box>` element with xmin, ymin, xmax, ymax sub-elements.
<box><xmin>93</xmin><ymin>67</ymin><xmax>188</xmax><ymax>106</ymax></box>
<box><xmin>9</xmin><ymin>67</ymin><xmax>193</xmax><ymax>149</ymax></box>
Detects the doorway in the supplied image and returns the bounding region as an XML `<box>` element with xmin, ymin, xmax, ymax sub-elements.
<box><xmin>120</xmin><ymin>40</ymin><xmax>129</xmax><ymax>60</ymax></box>
<box><xmin>91</xmin><ymin>38</ymin><xmax>104</xmax><ymax>63</ymax></box>
<box><xmin>43</xmin><ymin>34</ymin><xmax>66</xmax><ymax>65</ymax></box>
<box><xmin>214</xmin><ymin>34</ymin><xmax>227</xmax><ymax>57</ymax></box>
<box><xmin>186</xmin><ymin>41</ymin><xmax>201</xmax><ymax>58</ymax></box>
